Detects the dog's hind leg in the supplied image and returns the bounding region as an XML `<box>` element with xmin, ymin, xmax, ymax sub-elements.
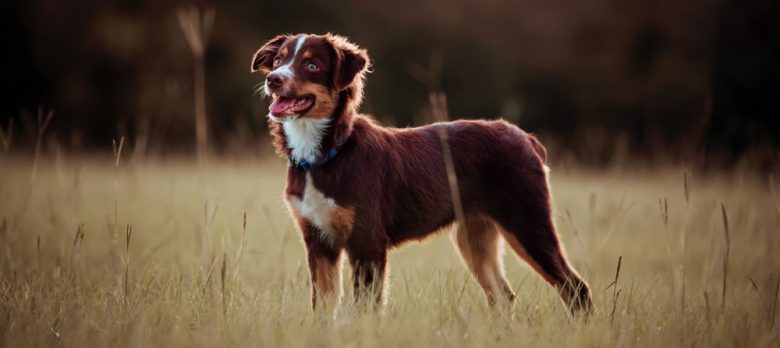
<box><xmin>452</xmin><ymin>214</ymin><xmax>516</xmax><ymax>307</ymax></box>
<box><xmin>492</xmin><ymin>172</ymin><xmax>592</xmax><ymax>314</ymax></box>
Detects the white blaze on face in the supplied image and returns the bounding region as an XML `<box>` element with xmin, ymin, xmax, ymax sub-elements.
<box><xmin>273</xmin><ymin>35</ymin><xmax>308</xmax><ymax>79</ymax></box>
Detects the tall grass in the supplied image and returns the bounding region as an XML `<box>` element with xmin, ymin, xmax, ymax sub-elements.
<box><xmin>0</xmin><ymin>157</ymin><xmax>779</xmax><ymax>346</ymax></box>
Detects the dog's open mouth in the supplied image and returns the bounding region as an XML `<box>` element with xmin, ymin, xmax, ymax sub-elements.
<box><xmin>269</xmin><ymin>94</ymin><xmax>315</xmax><ymax>117</ymax></box>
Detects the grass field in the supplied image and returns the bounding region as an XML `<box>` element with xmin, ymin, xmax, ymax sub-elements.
<box><xmin>1</xmin><ymin>155</ymin><xmax>779</xmax><ymax>347</ymax></box>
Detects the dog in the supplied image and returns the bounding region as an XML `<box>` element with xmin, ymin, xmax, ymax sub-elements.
<box><xmin>251</xmin><ymin>33</ymin><xmax>591</xmax><ymax>313</ymax></box>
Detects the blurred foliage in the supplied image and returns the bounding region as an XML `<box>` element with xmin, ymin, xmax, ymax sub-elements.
<box><xmin>1</xmin><ymin>0</ymin><xmax>778</xmax><ymax>167</ymax></box>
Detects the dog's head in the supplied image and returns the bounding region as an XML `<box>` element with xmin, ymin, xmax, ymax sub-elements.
<box><xmin>251</xmin><ymin>33</ymin><xmax>370</xmax><ymax>122</ymax></box>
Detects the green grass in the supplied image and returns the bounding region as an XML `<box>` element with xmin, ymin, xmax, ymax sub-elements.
<box><xmin>1</xmin><ymin>156</ymin><xmax>779</xmax><ymax>346</ymax></box>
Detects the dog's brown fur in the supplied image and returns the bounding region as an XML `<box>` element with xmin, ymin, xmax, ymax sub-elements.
<box><xmin>251</xmin><ymin>33</ymin><xmax>592</xmax><ymax>313</ymax></box>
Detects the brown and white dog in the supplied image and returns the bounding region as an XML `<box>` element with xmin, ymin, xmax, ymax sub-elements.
<box><xmin>251</xmin><ymin>33</ymin><xmax>591</xmax><ymax>313</ymax></box>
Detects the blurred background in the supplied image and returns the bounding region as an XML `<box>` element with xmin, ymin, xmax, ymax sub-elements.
<box><xmin>2</xmin><ymin>0</ymin><xmax>778</xmax><ymax>170</ymax></box>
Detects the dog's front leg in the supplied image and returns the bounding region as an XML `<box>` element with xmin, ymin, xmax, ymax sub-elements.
<box><xmin>300</xmin><ymin>220</ymin><xmax>343</xmax><ymax>311</ymax></box>
<box><xmin>348</xmin><ymin>248</ymin><xmax>387</xmax><ymax>308</ymax></box>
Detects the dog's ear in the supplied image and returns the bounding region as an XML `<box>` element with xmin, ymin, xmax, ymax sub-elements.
<box><xmin>251</xmin><ymin>35</ymin><xmax>288</xmax><ymax>73</ymax></box>
<box><xmin>328</xmin><ymin>35</ymin><xmax>370</xmax><ymax>91</ymax></box>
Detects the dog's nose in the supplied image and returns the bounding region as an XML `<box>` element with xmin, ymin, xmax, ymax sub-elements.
<box><xmin>266</xmin><ymin>73</ymin><xmax>285</xmax><ymax>89</ymax></box>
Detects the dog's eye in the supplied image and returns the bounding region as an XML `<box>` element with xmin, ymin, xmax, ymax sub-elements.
<box><xmin>273</xmin><ymin>56</ymin><xmax>282</xmax><ymax>66</ymax></box>
<box><xmin>306</xmin><ymin>62</ymin><xmax>319</xmax><ymax>71</ymax></box>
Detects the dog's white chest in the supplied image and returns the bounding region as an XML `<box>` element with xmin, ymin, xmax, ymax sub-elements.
<box><xmin>287</xmin><ymin>174</ymin><xmax>353</xmax><ymax>245</ymax></box>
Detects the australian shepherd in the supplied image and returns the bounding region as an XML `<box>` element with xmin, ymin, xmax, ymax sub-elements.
<box><xmin>251</xmin><ymin>33</ymin><xmax>591</xmax><ymax>313</ymax></box>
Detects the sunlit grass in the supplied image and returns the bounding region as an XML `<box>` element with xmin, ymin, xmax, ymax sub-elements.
<box><xmin>1</xmin><ymin>156</ymin><xmax>778</xmax><ymax>346</ymax></box>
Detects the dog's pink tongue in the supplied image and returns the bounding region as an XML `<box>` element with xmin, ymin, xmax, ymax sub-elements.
<box><xmin>270</xmin><ymin>97</ymin><xmax>296</xmax><ymax>115</ymax></box>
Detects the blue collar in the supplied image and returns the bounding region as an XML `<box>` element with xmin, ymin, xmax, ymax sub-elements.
<box><xmin>288</xmin><ymin>142</ymin><xmax>345</xmax><ymax>171</ymax></box>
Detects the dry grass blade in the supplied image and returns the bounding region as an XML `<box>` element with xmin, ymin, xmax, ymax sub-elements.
<box><xmin>176</xmin><ymin>7</ymin><xmax>215</xmax><ymax>56</ymax></box>
<box><xmin>109</xmin><ymin>137</ymin><xmax>125</xmax><ymax>242</ymax></box>
<box><xmin>406</xmin><ymin>51</ymin><xmax>443</xmax><ymax>91</ymax></box>
<box><xmin>31</xmin><ymin>108</ymin><xmax>54</xmax><ymax>183</ymax></box>
<box><xmin>0</xmin><ymin>117</ymin><xmax>13</xmax><ymax>153</ymax></box>
<box><xmin>595</xmin><ymin>193</ymin><xmax>637</xmax><ymax>253</ymax></box>
<box><xmin>564</xmin><ymin>209</ymin><xmax>586</xmax><ymax>251</ymax></box>
<box><xmin>125</xmin><ymin>224</ymin><xmax>132</xmax><ymax>300</ymax></box>
<box><xmin>772</xmin><ymin>277</ymin><xmax>780</xmax><ymax>328</ymax></box>
<box><xmin>201</xmin><ymin>201</ymin><xmax>218</xmax><ymax>301</ymax></box>
<box><xmin>70</xmin><ymin>224</ymin><xmax>85</xmax><ymax>268</ymax></box>
<box><xmin>750</xmin><ymin>277</ymin><xmax>772</xmax><ymax>325</ymax></box>
<box><xmin>262</xmin><ymin>206</ymin><xmax>281</xmax><ymax>236</ymax></box>
<box><xmin>112</xmin><ymin>136</ymin><xmax>125</xmax><ymax>167</ymax></box>
<box><xmin>721</xmin><ymin>202</ymin><xmax>730</xmax><ymax>311</ymax></box>
<box><xmin>203</xmin><ymin>202</ymin><xmax>218</xmax><ymax>260</ymax></box>
<box><xmin>177</xmin><ymin>6</ymin><xmax>214</xmax><ymax>164</ymax></box>
<box><xmin>36</xmin><ymin>234</ymin><xmax>41</xmax><ymax>269</ymax></box>
<box><xmin>683</xmin><ymin>170</ymin><xmax>691</xmax><ymax>204</ymax></box>
<box><xmin>600</xmin><ymin>256</ymin><xmax>624</xmax><ymax>322</ymax></box>
<box><xmin>610</xmin><ymin>289</ymin><xmax>622</xmax><ymax>324</ymax></box>
<box><xmin>126</xmin><ymin>223</ymin><xmax>132</xmax><ymax>254</ymax></box>
<box><xmin>605</xmin><ymin>255</ymin><xmax>623</xmax><ymax>292</ymax></box>
<box><xmin>658</xmin><ymin>197</ymin><xmax>669</xmax><ymax>226</ymax></box>
<box><xmin>232</xmin><ymin>212</ymin><xmax>247</xmax><ymax>279</ymax></box>
<box><xmin>221</xmin><ymin>252</ymin><xmax>227</xmax><ymax>317</ymax></box>
<box><xmin>679</xmin><ymin>171</ymin><xmax>692</xmax><ymax>317</ymax></box>
<box><xmin>429</xmin><ymin>92</ymin><xmax>465</xmax><ymax>225</ymax></box>
<box><xmin>770</xmin><ymin>174</ymin><xmax>780</xmax><ymax>222</ymax></box>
